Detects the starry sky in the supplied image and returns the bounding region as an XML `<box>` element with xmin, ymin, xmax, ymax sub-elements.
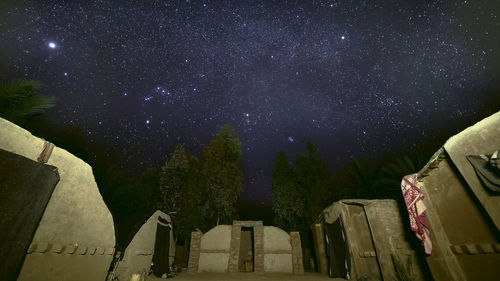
<box><xmin>1</xmin><ymin>0</ymin><xmax>499</xmax><ymax>205</ymax></box>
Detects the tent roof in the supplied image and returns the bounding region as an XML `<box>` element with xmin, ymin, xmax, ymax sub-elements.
<box><xmin>420</xmin><ymin>111</ymin><xmax>500</xmax><ymax>231</ymax></box>
<box><xmin>321</xmin><ymin>199</ymin><xmax>398</xmax><ymax>224</ymax></box>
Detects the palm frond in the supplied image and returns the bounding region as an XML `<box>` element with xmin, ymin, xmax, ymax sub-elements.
<box><xmin>0</xmin><ymin>79</ymin><xmax>54</xmax><ymax>123</ymax></box>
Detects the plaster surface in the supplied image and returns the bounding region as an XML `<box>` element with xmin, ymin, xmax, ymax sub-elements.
<box><xmin>0</xmin><ymin>118</ymin><xmax>115</xmax><ymax>248</ymax></box>
<box><xmin>0</xmin><ymin>118</ymin><xmax>115</xmax><ymax>281</ymax></box>
<box><xmin>200</xmin><ymin>225</ymin><xmax>232</xmax><ymax>251</ymax></box>
<box><xmin>420</xmin><ymin>157</ymin><xmax>500</xmax><ymax>281</ymax></box>
<box><xmin>443</xmin><ymin>111</ymin><xmax>500</xmax><ymax>231</ymax></box>
<box><xmin>198</xmin><ymin>253</ymin><xmax>230</xmax><ymax>272</ymax></box>
<box><xmin>320</xmin><ymin>200</ymin><xmax>428</xmax><ymax>281</ymax></box>
<box><xmin>264</xmin><ymin>254</ymin><xmax>293</xmax><ymax>273</ymax></box>
<box><xmin>263</xmin><ymin>227</ymin><xmax>292</xmax><ymax>252</ymax></box>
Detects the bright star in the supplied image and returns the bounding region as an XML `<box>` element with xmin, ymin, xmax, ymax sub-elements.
<box><xmin>341</xmin><ymin>36</ymin><xmax>345</xmax><ymax>40</ymax></box>
<box><xmin>146</xmin><ymin>120</ymin><xmax>150</xmax><ymax>124</ymax></box>
<box><xmin>64</xmin><ymin>72</ymin><xmax>68</xmax><ymax>76</ymax></box>
<box><xmin>48</xmin><ymin>42</ymin><xmax>56</xmax><ymax>49</ymax></box>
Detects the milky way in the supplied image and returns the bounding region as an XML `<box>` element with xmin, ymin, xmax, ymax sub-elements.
<box><xmin>1</xmin><ymin>0</ymin><xmax>499</xmax><ymax>204</ymax></box>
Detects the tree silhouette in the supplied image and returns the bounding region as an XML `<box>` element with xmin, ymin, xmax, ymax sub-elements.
<box><xmin>160</xmin><ymin>145</ymin><xmax>211</xmax><ymax>237</ymax></box>
<box><xmin>271</xmin><ymin>151</ymin><xmax>305</xmax><ymax>231</ymax></box>
<box><xmin>160</xmin><ymin>144</ymin><xmax>190</xmax><ymax>213</ymax></box>
<box><xmin>0</xmin><ymin>80</ymin><xmax>55</xmax><ymax>124</ymax></box>
<box><xmin>175</xmin><ymin>155</ymin><xmax>210</xmax><ymax>235</ymax></box>
<box><xmin>295</xmin><ymin>141</ymin><xmax>334</xmax><ymax>225</ymax></box>
<box><xmin>202</xmin><ymin>124</ymin><xmax>243</xmax><ymax>225</ymax></box>
<box><xmin>338</xmin><ymin>157</ymin><xmax>384</xmax><ymax>198</ymax></box>
<box><xmin>379</xmin><ymin>154</ymin><xmax>429</xmax><ymax>197</ymax></box>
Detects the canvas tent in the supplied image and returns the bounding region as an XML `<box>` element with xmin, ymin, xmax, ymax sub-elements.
<box><xmin>114</xmin><ymin>210</ymin><xmax>175</xmax><ymax>280</ymax></box>
<box><xmin>188</xmin><ymin>221</ymin><xmax>303</xmax><ymax>274</ymax></box>
<box><xmin>0</xmin><ymin>118</ymin><xmax>115</xmax><ymax>281</ymax></box>
<box><xmin>415</xmin><ymin>111</ymin><xmax>500</xmax><ymax>281</ymax></box>
<box><xmin>312</xmin><ymin>199</ymin><xmax>428</xmax><ymax>281</ymax></box>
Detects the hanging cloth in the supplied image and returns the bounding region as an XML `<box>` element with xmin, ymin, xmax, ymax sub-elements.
<box><xmin>401</xmin><ymin>173</ymin><xmax>433</xmax><ymax>255</ymax></box>
<box><xmin>152</xmin><ymin>216</ymin><xmax>171</xmax><ymax>277</ymax></box>
<box><xmin>0</xmin><ymin>149</ymin><xmax>60</xmax><ymax>281</ymax></box>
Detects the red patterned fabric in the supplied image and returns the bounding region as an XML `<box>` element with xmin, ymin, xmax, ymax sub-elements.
<box><xmin>401</xmin><ymin>173</ymin><xmax>433</xmax><ymax>255</ymax></box>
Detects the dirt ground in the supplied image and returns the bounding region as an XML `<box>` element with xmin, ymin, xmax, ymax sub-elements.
<box><xmin>146</xmin><ymin>272</ymin><xmax>343</xmax><ymax>281</ymax></box>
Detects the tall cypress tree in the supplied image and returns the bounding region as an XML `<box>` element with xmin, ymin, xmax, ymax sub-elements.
<box><xmin>202</xmin><ymin>124</ymin><xmax>243</xmax><ymax>225</ymax></box>
<box><xmin>159</xmin><ymin>144</ymin><xmax>190</xmax><ymax>213</ymax></box>
<box><xmin>175</xmin><ymin>153</ymin><xmax>211</xmax><ymax>236</ymax></box>
<box><xmin>295</xmin><ymin>141</ymin><xmax>333</xmax><ymax>225</ymax></box>
<box><xmin>160</xmin><ymin>145</ymin><xmax>211</xmax><ymax>239</ymax></box>
<box><xmin>271</xmin><ymin>151</ymin><xmax>305</xmax><ymax>231</ymax></box>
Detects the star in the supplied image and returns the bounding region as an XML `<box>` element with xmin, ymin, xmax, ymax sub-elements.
<box><xmin>3</xmin><ymin>0</ymin><xmax>495</xmax><ymax>208</ymax></box>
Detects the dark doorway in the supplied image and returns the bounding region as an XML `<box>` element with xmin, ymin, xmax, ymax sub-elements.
<box><xmin>325</xmin><ymin>218</ymin><xmax>350</xmax><ymax>278</ymax></box>
<box><xmin>152</xmin><ymin>216</ymin><xmax>171</xmax><ymax>277</ymax></box>
<box><xmin>238</xmin><ymin>227</ymin><xmax>254</xmax><ymax>272</ymax></box>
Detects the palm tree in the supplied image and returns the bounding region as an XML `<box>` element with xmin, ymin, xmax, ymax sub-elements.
<box><xmin>338</xmin><ymin>157</ymin><xmax>384</xmax><ymax>198</ymax></box>
<box><xmin>0</xmin><ymin>79</ymin><xmax>55</xmax><ymax>124</ymax></box>
<box><xmin>379</xmin><ymin>153</ymin><xmax>430</xmax><ymax>197</ymax></box>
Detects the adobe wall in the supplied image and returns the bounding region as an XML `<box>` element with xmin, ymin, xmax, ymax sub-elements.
<box><xmin>0</xmin><ymin>118</ymin><xmax>115</xmax><ymax>281</ymax></box>
<box><xmin>414</xmin><ymin>112</ymin><xmax>500</xmax><ymax>281</ymax></box>
<box><xmin>290</xmin><ymin>232</ymin><xmax>304</xmax><ymax>274</ymax></box>
<box><xmin>198</xmin><ymin>225</ymin><xmax>232</xmax><ymax>272</ymax></box>
<box><xmin>363</xmin><ymin>200</ymin><xmax>427</xmax><ymax>281</ymax></box>
<box><xmin>420</xmin><ymin>156</ymin><xmax>500</xmax><ymax>281</ymax></box>
<box><xmin>321</xmin><ymin>200</ymin><xmax>426</xmax><ymax>281</ymax></box>
<box><xmin>443</xmin><ymin>111</ymin><xmax>500</xmax><ymax>230</ymax></box>
<box><xmin>227</xmin><ymin>221</ymin><xmax>264</xmax><ymax>272</ymax></box>
<box><xmin>188</xmin><ymin>221</ymin><xmax>303</xmax><ymax>274</ymax></box>
<box><xmin>311</xmin><ymin>223</ymin><xmax>328</xmax><ymax>274</ymax></box>
<box><xmin>263</xmin><ymin>226</ymin><xmax>292</xmax><ymax>273</ymax></box>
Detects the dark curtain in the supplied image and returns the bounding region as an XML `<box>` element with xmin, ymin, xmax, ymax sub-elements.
<box><xmin>0</xmin><ymin>149</ymin><xmax>60</xmax><ymax>281</ymax></box>
<box><xmin>152</xmin><ymin>216</ymin><xmax>171</xmax><ymax>277</ymax></box>
<box><xmin>325</xmin><ymin>218</ymin><xmax>350</xmax><ymax>278</ymax></box>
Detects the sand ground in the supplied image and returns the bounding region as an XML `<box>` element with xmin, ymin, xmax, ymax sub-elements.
<box><xmin>146</xmin><ymin>272</ymin><xmax>343</xmax><ymax>281</ymax></box>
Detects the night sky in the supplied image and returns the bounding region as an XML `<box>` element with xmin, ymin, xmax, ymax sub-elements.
<box><xmin>1</xmin><ymin>0</ymin><xmax>499</xmax><ymax>205</ymax></box>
